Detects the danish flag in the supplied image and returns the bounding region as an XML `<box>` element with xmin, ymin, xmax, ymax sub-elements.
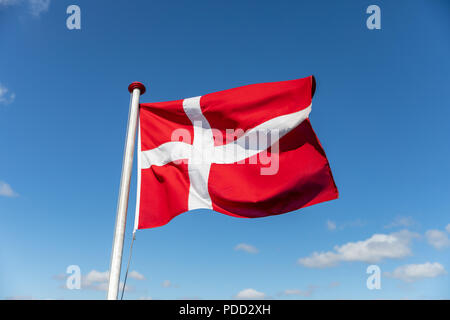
<box><xmin>134</xmin><ymin>76</ymin><xmax>338</xmax><ymax>229</ymax></box>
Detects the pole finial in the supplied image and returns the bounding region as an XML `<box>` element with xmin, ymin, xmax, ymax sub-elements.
<box><xmin>128</xmin><ymin>82</ymin><xmax>146</xmax><ymax>95</ymax></box>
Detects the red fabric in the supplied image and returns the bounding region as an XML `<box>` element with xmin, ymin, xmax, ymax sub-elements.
<box><xmin>201</xmin><ymin>77</ymin><xmax>313</xmax><ymax>146</ymax></box>
<box><xmin>140</xmin><ymin>99</ymin><xmax>193</xmax><ymax>149</ymax></box>
<box><xmin>137</xmin><ymin>76</ymin><xmax>338</xmax><ymax>229</ymax></box>
<box><xmin>138</xmin><ymin>162</ymin><xmax>190</xmax><ymax>228</ymax></box>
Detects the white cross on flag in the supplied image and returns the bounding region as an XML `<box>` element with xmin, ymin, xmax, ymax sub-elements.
<box><xmin>134</xmin><ymin>76</ymin><xmax>338</xmax><ymax>229</ymax></box>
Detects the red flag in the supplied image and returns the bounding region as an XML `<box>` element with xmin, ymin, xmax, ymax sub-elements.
<box><xmin>134</xmin><ymin>76</ymin><xmax>338</xmax><ymax>229</ymax></box>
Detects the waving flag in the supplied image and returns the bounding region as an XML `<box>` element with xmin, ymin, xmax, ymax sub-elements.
<box><xmin>134</xmin><ymin>76</ymin><xmax>338</xmax><ymax>229</ymax></box>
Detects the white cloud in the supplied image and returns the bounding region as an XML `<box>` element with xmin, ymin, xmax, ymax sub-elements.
<box><xmin>325</xmin><ymin>219</ymin><xmax>366</xmax><ymax>231</ymax></box>
<box><xmin>234</xmin><ymin>243</ymin><xmax>259</xmax><ymax>254</ymax></box>
<box><xmin>128</xmin><ymin>270</ymin><xmax>145</xmax><ymax>281</ymax></box>
<box><xmin>298</xmin><ymin>230</ymin><xmax>418</xmax><ymax>268</ymax></box>
<box><xmin>161</xmin><ymin>280</ymin><xmax>178</xmax><ymax>288</ymax></box>
<box><xmin>425</xmin><ymin>230</ymin><xmax>450</xmax><ymax>249</ymax></box>
<box><xmin>281</xmin><ymin>285</ymin><xmax>317</xmax><ymax>297</ymax></box>
<box><xmin>384</xmin><ymin>216</ymin><xmax>416</xmax><ymax>229</ymax></box>
<box><xmin>0</xmin><ymin>0</ymin><xmax>21</xmax><ymax>6</ymax></box>
<box><xmin>80</xmin><ymin>270</ymin><xmax>119</xmax><ymax>291</ymax></box>
<box><xmin>83</xmin><ymin>270</ymin><xmax>109</xmax><ymax>285</ymax></box>
<box><xmin>326</xmin><ymin>220</ymin><xmax>336</xmax><ymax>231</ymax></box>
<box><xmin>446</xmin><ymin>224</ymin><xmax>450</xmax><ymax>233</ymax></box>
<box><xmin>28</xmin><ymin>0</ymin><xmax>49</xmax><ymax>17</ymax></box>
<box><xmin>81</xmin><ymin>269</ymin><xmax>144</xmax><ymax>291</ymax></box>
<box><xmin>298</xmin><ymin>251</ymin><xmax>340</xmax><ymax>268</ymax></box>
<box><xmin>0</xmin><ymin>181</ymin><xmax>18</xmax><ymax>197</ymax></box>
<box><xmin>56</xmin><ymin>269</ymin><xmax>138</xmax><ymax>292</ymax></box>
<box><xmin>0</xmin><ymin>0</ymin><xmax>50</xmax><ymax>17</ymax></box>
<box><xmin>0</xmin><ymin>84</ymin><xmax>15</xmax><ymax>105</ymax></box>
<box><xmin>283</xmin><ymin>289</ymin><xmax>303</xmax><ymax>296</ymax></box>
<box><xmin>385</xmin><ymin>262</ymin><xmax>446</xmax><ymax>282</ymax></box>
<box><xmin>235</xmin><ymin>288</ymin><xmax>266</xmax><ymax>299</ymax></box>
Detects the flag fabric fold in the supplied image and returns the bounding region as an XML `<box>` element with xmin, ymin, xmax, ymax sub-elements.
<box><xmin>134</xmin><ymin>76</ymin><xmax>338</xmax><ymax>229</ymax></box>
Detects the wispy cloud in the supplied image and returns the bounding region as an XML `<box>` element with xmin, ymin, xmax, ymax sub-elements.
<box><xmin>81</xmin><ymin>270</ymin><xmax>132</xmax><ymax>292</ymax></box>
<box><xmin>0</xmin><ymin>84</ymin><xmax>15</xmax><ymax>105</ymax></box>
<box><xmin>0</xmin><ymin>0</ymin><xmax>21</xmax><ymax>6</ymax></box>
<box><xmin>234</xmin><ymin>243</ymin><xmax>259</xmax><ymax>254</ymax></box>
<box><xmin>28</xmin><ymin>0</ymin><xmax>49</xmax><ymax>17</ymax></box>
<box><xmin>0</xmin><ymin>181</ymin><xmax>18</xmax><ymax>197</ymax></box>
<box><xmin>128</xmin><ymin>270</ymin><xmax>145</xmax><ymax>281</ymax></box>
<box><xmin>161</xmin><ymin>280</ymin><xmax>178</xmax><ymax>288</ymax></box>
<box><xmin>425</xmin><ymin>229</ymin><xmax>450</xmax><ymax>249</ymax></box>
<box><xmin>325</xmin><ymin>219</ymin><xmax>366</xmax><ymax>231</ymax></box>
<box><xmin>326</xmin><ymin>220</ymin><xmax>336</xmax><ymax>231</ymax></box>
<box><xmin>280</xmin><ymin>285</ymin><xmax>318</xmax><ymax>297</ymax></box>
<box><xmin>298</xmin><ymin>230</ymin><xmax>419</xmax><ymax>268</ymax></box>
<box><xmin>385</xmin><ymin>262</ymin><xmax>446</xmax><ymax>282</ymax></box>
<box><xmin>161</xmin><ymin>280</ymin><xmax>171</xmax><ymax>288</ymax></box>
<box><xmin>446</xmin><ymin>224</ymin><xmax>450</xmax><ymax>233</ymax></box>
<box><xmin>55</xmin><ymin>269</ymin><xmax>145</xmax><ymax>292</ymax></box>
<box><xmin>384</xmin><ymin>216</ymin><xmax>416</xmax><ymax>229</ymax></box>
<box><xmin>84</xmin><ymin>270</ymin><xmax>109</xmax><ymax>284</ymax></box>
<box><xmin>234</xmin><ymin>288</ymin><xmax>266</xmax><ymax>299</ymax></box>
<box><xmin>0</xmin><ymin>0</ymin><xmax>50</xmax><ymax>17</ymax></box>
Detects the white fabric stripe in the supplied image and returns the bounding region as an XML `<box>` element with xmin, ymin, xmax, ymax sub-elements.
<box><xmin>182</xmin><ymin>96</ymin><xmax>214</xmax><ymax>210</ymax></box>
<box><xmin>141</xmin><ymin>141</ymin><xmax>191</xmax><ymax>168</ymax></box>
<box><xmin>212</xmin><ymin>104</ymin><xmax>311</xmax><ymax>164</ymax></box>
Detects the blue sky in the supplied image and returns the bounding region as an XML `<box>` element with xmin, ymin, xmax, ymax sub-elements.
<box><xmin>0</xmin><ymin>0</ymin><xmax>449</xmax><ymax>300</ymax></box>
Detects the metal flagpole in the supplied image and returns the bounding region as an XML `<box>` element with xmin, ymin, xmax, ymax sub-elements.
<box><xmin>107</xmin><ymin>81</ymin><xmax>146</xmax><ymax>300</ymax></box>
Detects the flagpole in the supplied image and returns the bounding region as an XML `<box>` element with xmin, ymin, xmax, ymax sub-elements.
<box><xmin>107</xmin><ymin>82</ymin><xmax>146</xmax><ymax>300</ymax></box>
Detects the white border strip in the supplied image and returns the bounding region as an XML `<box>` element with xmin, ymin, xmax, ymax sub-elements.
<box><xmin>133</xmin><ymin>117</ymin><xmax>142</xmax><ymax>233</ymax></box>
